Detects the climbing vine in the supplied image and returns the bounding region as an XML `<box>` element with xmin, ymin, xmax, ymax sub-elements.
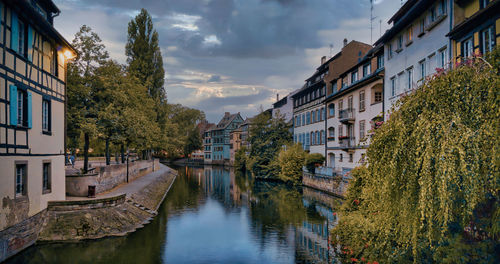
<box><xmin>331</xmin><ymin>47</ymin><xmax>500</xmax><ymax>263</ymax></box>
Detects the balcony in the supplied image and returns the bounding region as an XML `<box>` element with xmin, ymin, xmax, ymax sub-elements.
<box><xmin>339</xmin><ymin>137</ymin><xmax>356</xmax><ymax>151</ymax></box>
<box><xmin>339</xmin><ymin>108</ymin><xmax>355</xmax><ymax>124</ymax></box>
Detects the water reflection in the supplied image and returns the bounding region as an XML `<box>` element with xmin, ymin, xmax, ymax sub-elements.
<box><xmin>8</xmin><ymin>165</ymin><xmax>341</xmax><ymax>264</ymax></box>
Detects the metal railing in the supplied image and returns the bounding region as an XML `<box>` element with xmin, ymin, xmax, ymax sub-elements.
<box><xmin>339</xmin><ymin>108</ymin><xmax>355</xmax><ymax>122</ymax></box>
<box><xmin>339</xmin><ymin>137</ymin><xmax>356</xmax><ymax>149</ymax></box>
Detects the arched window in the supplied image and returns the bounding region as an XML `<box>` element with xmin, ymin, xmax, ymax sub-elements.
<box><xmin>312</xmin><ymin>111</ymin><xmax>316</xmax><ymax>123</ymax></box>
<box><xmin>316</xmin><ymin>131</ymin><xmax>320</xmax><ymax>145</ymax></box>
<box><xmin>316</xmin><ymin>109</ymin><xmax>320</xmax><ymax>122</ymax></box>
<box><xmin>320</xmin><ymin>130</ymin><xmax>325</xmax><ymax>144</ymax></box>
<box><xmin>311</xmin><ymin>132</ymin><xmax>315</xmax><ymax>145</ymax></box>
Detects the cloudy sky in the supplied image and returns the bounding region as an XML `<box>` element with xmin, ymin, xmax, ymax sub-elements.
<box><xmin>54</xmin><ymin>0</ymin><xmax>402</xmax><ymax>122</ymax></box>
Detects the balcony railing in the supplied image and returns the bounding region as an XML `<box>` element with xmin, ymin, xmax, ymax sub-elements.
<box><xmin>339</xmin><ymin>137</ymin><xmax>356</xmax><ymax>150</ymax></box>
<box><xmin>339</xmin><ymin>108</ymin><xmax>355</xmax><ymax>123</ymax></box>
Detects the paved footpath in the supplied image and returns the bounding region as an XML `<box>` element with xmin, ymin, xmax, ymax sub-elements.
<box><xmin>66</xmin><ymin>163</ymin><xmax>177</xmax><ymax>201</ymax></box>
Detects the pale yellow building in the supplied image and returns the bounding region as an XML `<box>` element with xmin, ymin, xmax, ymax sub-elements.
<box><xmin>0</xmin><ymin>0</ymin><xmax>75</xmax><ymax>261</ymax></box>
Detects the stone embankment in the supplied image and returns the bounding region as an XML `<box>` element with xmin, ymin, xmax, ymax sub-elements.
<box><xmin>38</xmin><ymin>164</ymin><xmax>176</xmax><ymax>242</ymax></box>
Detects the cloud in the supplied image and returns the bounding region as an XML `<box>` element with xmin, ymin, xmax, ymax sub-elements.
<box><xmin>207</xmin><ymin>75</ymin><xmax>222</xmax><ymax>83</ymax></box>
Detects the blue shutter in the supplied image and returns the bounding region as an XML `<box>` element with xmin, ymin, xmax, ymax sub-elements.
<box><xmin>27</xmin><ymin>91</ymin><xmax>32</xmax><ymax>128</ymax></box>
<box><xmin>27</xmin><ymin>26</ymin><xmax>34</xmax><ymax>62</ymax></box>
<box><xmin>11</xmin><ymin>12</ymin><xmax>19</xmax><ymax>52</ymax></box>
<box><xmin>9</xmin><ymin>85</ymin><xmax>17</xmax><ymax>126</ymax></box>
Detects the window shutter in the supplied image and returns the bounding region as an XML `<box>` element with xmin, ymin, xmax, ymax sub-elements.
<box><xmin>28</xmin><ymin>26</ymin><xmax>34</xmax><ymax>62</ymax></box>
<box><xmin>9</xmin><ymin>85</ymin><xmax>17</xmax><ymax>125</ymax></box>
<box><xmin>11</xmin><ymin>12</ymin><xmax>19</xmax><ymax>52</ymax></box>
<box><xmin>27</xmin><ymin>91</ymin><xmax>32</xmax><ymax>128</ymax></box>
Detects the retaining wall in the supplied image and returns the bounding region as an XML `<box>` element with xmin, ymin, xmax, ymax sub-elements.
<box><xmin>66</xmin><ymin>159</ymin><xmax>160</xmax><ymax>197</ymax></box>
<box><xmin>302</xmin><ymin>172</ymin><xmax>348</xmax><ymax>198</ymax></box>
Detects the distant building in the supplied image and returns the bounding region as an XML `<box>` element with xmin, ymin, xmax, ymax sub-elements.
<box><xmin>211</xmin><ymin>112</ymin><xmax>243</xmax><ymax>165</ymax></box>
<box><xmin>272</xmin><ymin>93</ymin><xmax>294</xmax><ymax>123</ymax></box>
<box><xmin>229</xmin><ymin>127</ymin><xmax>242</xmax><ymax>164</ymax></box>
<box><xmin>325</xmin><ymin>45</ymin><xmax>384</xmax><ymax>175</ymax></box>
<box><xmin>375</xmin><ymin>0</ymin><xmax>453</xmax><ymax>117</ymax></box>
<box><xmin>197</xmin><ymin>119</ymin><xmax>215</xmax><ymax>139</ymax></box>
<box><xmin>0</xmin><ymin>0</ymin><xmax>75</xmax><ymax>261</ymax></box>
<box><xmin>448</xmin><ymin>0</ymin><xmax>499</xmax><ymax>61</ymax></box>
<box><xmin>203</xmin><ymin>124</ymin><xmax>215</xmax><ymax>163</ymax></box>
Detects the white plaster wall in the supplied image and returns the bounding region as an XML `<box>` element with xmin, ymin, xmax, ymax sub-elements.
<box><xmin>293</xmin><ymin>103</ymin><xmax>326</xmax><ymax>156</ymax></box>
<box><xmin>384</xmin><ymin>6</ymin><xmax>452</xmax><ymax>117</ymax></box>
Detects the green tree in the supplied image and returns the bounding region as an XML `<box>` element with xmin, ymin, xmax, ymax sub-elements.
<box><xmin>125</xmin><ymin>8</ymin><xmax>165</xmax><ymax>102</ymax></box>
<box><xmin>276</xmin><ymin>144</ymin><xmax>306</xmax><ymax>185</ymax></box>
<box><xmin>248</xmin><ymin>110</ymin><xmax>292</xmax><ymax>178</ymax></box>
<box><xmin>331</xmin><ymin>49</ymin><xmax>500</xmax><ymax>263</ymax></box>
<box><xmin>234</xmin><ymin>146</ymin><xmax>248</xmax><ymax>171</ymax></box>
<box><xmin>184</xmin><ymin>127</ymin><xmax>202</xmax><ymax>157</ymax></box>
<box><xmin>67</xmin><ymin>25</ymin><xmax>109</xmax><ymax>173</ymax></box>
<box><xmin>304</xmin><ymin>153</ymin><xmax>325</xmax><ymax>173</ymax></box>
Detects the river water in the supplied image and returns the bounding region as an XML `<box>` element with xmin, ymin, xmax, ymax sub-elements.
<box><xmin>7</xmin><ymin>165</ymin><xmax>342</xmax><ymax>264</ymax></box>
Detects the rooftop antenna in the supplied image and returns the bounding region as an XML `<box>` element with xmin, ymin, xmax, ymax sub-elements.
<box><xmin>370</xmin><ymin>0</ymin><xmax>378</xmax><ymax>44</ymax></box>
<box><xmin>329</xmin><ymin>44</ymin><xmax>334</xmax><ymax>57</ymax></box>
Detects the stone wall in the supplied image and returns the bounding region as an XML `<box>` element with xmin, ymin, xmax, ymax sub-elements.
<box><xmin>66</xmin><ymin>159</ymin><xmax>160</xmax><ymax>197</ymax></box>
<box><xmin>0</xmin><ymin>210</ymin><xmax>45</xmax><ymax>262</ymax></box>
<box><xmin>47</xmin><ymin>195</ymin><xmax>126</xmax><ymax>211</ymax></box>
<box><xmin>302</xmin><ymin>172</ymin><xmax>348</xmax><ymax>198</ymax></box>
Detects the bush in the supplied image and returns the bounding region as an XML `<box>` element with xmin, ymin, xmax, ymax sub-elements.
<box><xmin>234</xmin><ymin>146</ymin><xmax>247</xmax><ymax>171</ymax></box>
<box><xmin>304</xmin><ymin>153</ymin><xmax>325</xmax><ymax>173</ymax></box>
<box><xmin>331</xmin><ymin>48</ymin><xmax>500</xmax><ymax>263</ymax></box>
<box><xmin>277</xmin><ymin>144</ymin><xmax>306</xmax><ymax>185</ymax></box>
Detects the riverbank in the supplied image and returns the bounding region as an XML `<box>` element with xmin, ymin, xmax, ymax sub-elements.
<box><xmin>37</xmin><ymin>163</ymin><xmax>176</xmax><ymax>242</ymax></box>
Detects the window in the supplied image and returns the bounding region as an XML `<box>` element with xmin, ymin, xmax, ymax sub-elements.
<box><xmin>349</xmin><ymin>154</ymin><xmax>353</xmax><ymax>163</ymax></box>
<box><xmin>320</xmin><ymin>130</ymin><xmax>324</xmax><ymax>145</ymax></box>
<box><xmin>302</xmin><ymin>114</ymin><xmax>305</xmax><ymax>126</ymax></box>
<box><xmin>320</xmin><ymin>108</ymin><xmax>324</xmax><ymax>121</ymax></box>
<box><xmin>397</xmin><ymin>35</ymin><xmax>403</xmax><ymax>50</ymax></box>
<box><xmin>17</xmin><ymin>89</ymin><xmax>28</xmax><ymax>127</ymax></box>
<box><xmin>332</xmin><ymin>81</ymin><xmax>338</xmax><ymax>93</ymax></box>
<box><xmin>18</xmin><ymin>20</ymin><xmax>26</xmax><ymax>56</ymax></box>
<box><xmin>419</xmin><ymin>60</ymin><xmax>426</xmax><ymax>81</ymax></box>
<box><xmin>377</xmin><ymin>54</ymin><xmax>384</xmax><ymax>69</ymax></box>
<box><xmin>306</xmin><ymin>112</ymin><xmax>311</xmax><ymax>124</ymax></box>
<box><xmin>406</xmin><ymin>26</ymin><xmax>413</xmax><ymax>44</ymax></box>
<box><xmin>15</xmin><ymin>163</ymin><xmax>27</xmax><ymax>197</ymax></box>
<box><xmin>338</xmin><ymin>125</ymin><xmax>343</xmax><ymax>137</ymax></box>
<box><xmin>391</xmin><ymin>77</ymin><xmax>396</xmax><ymax>97</ymax></box>
<box><xmin>328</xmin><ymin>127</ymin><xmax>335</xmax><ymax>138</ymax></box>
<box><xmin>312</xmin><ymin>111</ymin><xmax>316</xmax><ymax>123</ymax></box>
<box><xmin>419</xmin><ymin>19</ymin><xmax>425</xmax><ymax>35</ymax></box>
<box><xmin>360</xmin><ymin>120</ymin><xmax>366</xmax><ymax>139</ymax></box>
<box><xmin>338</xmin><ymin>100</ymin><xmax>343</xmax><ymax>116</ymax></box>
<box><xmin>438</xmin><ymin>0</ymin><xmax>447</xmax><ymax>16</ymax></box>
<box><xmin>42</xmin><ymin>99</ymin><xmax>51</xmax><ymax>132</ymax></box>
<box><xmin>316</xmin><ymin>109</ymin><xmax>320</xmax><ymax>122</ymax></box>
<box><xmin>295</xmin><ymin>116</ymin><xmax>298</xmax><ymax>127</ymax></box>
<box><xmin>347</xmin><ymin>96</ymin><xmax>353</xmax><ymax>110</ymax></box>
<box><xmin>351</xmin><ymin>70</ymin><xmax>358</xmax><ymax>83</ymax></box>
<box><xmin>375</xmin><ymin>91</ymin><xmax>382</xmax><ymax>103</ymax></box>
<box><xmin>316</xmin><ymin>131</ymin><xmax>319</xmax><ymax>145</ymax></box>
<box><xmin>429</xmin><ymin>6</ymin><xmax>436</xmax><ymax>22</ymax></box>
<box><xmin>43</xmin><ymin>162</ymin><xmax>51</xmax><ymax>193</ymax></box>
<box><xmin>328</xmin><ymin>104</ymin><xmax>335</xmax><ymax>117</ymax></box>
<box><xmin>342</xmin><ymin>77</ymin><xmax>348</xmax><ymax>88</ymax></box>
<box><xmin>363</xmin><ymin>63</ymin><xmax>371</xmax><ymax>77</ymax></box>
<box><xmin>407</xmin><ymin>68</ymin><xmax>413</xmax><ymax>90</ymax></box>
<box><xmin>438</xmin><ymin>48</ymin><xmax>447</xmax><ymax>68</ymax></box>
<box><xmin>388</xmin><ymin>44</ymin><xmax>393</xmax><ymax>59</ymax></box>
<box><xmin>481</xmin><ymin>26</ymin><xmax>495</xmax><ymax>54</ymax></box>
<box><xmin>462</xmin><ymin>38</ymin><xmax>474</xmax><ymax>58</ymax></box>
<box><xmin>339</xmin><ymin>154</ymin><xmax>343</xmax><ymax>162</ymax></box>
<box><xmin>311</xmin><ymin>132</ymin><xmax>315</xmax><ymax>145</ymax></box>
<box><xmin>359</xmin><ymin>90</ymin><xmax>365</xmax><ymax>111</ymax></box>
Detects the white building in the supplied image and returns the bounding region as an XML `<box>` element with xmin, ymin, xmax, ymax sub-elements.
<box><xmin>292</xmin><ymin>57</ymin><xmax>328</xmax><ymax>155</ymax></box>
<box><xmin>375</xmin><ymin>0</ymin><xmax>452</xmax><ymax>117</ymax></box>
<box><xmin>325</xmin><ymin>46</ymin><xmax>384</xmax><ymax>175</ymax></box>
<box><xmin>272</xmin><ymin>92</ymin><xmax>294</xmax><ymax>123</ymax></box>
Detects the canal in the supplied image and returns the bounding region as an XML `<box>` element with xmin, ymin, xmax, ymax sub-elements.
<box><xmin>7</xmin><ymin>165</ymin><xmax>342</xmax><ymax>264</ymax></box>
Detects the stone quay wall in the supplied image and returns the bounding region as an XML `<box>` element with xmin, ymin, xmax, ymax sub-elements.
<box><xmin>47</xmin><ymin>195</ymin><xmax>126</xmax><ymax>211</ymax></box>
<box><xmin>66</xmin><ymin>159</ymin><xmax>160</xmax><ymax>197</ymax></box>
<box><xmin>0</xmin><ymin>210</ymin><xmax>45</xmax><ymax>262</ymax></box>
<box><xmin>302</xmin><ymin>172</ymin><xmax>347</xmax><ymax>198</ymax></box>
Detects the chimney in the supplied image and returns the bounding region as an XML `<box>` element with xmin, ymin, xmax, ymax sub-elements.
<box><xmin>343</xmin><ymin>38</ymin><xmax>348</xmax><ymax>47</ymax></box>
<box><xmin>276</xmin><ymin>93</ymin><xmax>280</xmax><ymax>102</ymax></box>
<box><xmin>321</xmin><ymin>56</ymin><xmax>326</xmax><ymax>65</ymax></box>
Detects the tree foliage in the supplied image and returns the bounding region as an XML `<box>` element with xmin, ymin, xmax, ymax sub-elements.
<box><xmin>331</xmin><ymin>49</ymin><xmax>500</xmax><ymax>263</ymax></box>
<box><xmin>276</xmin><ymin>144</ymin><xmax>306</xmax><ymax>185</ymax></box>
<box><xmin>247</xmin><ymin>111</ymin><xmax>292</xmax><ymax>178</ymax></box>
<box><xmin>304</xmin><ymin>153</ymin><xmax>325</xmax><ymax>173</ymax></box>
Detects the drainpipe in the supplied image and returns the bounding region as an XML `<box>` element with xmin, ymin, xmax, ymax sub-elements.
<box><xmin>324</xmin><ymin>96</ymin><xmax>328</xmax><ymax>166</ymax></box>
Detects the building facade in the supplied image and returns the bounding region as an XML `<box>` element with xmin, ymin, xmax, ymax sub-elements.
<box><xmin>376</xmin><ymin>0</ymin><xmax>453</xmax><ymax>117</ymax></box>
<box><xmin>292</xmin><ymin>56</ymin><xmax>328</xmax><ymax>154</ymax></box>
<box><xmin>229</xmin><ymin>127</ymin><xmax>242</xmax><ymax>164</ymax></box>
<box><xmin>325</xmin><ymin>46</ymin><xmax>384</xmax><ymax>174</ymax></box>
<box><xmin>211</xmin><ymin>112</ymin><xmax>243</xmax><ymax>165</ymax></box>
<box><xmin>448</xmin><ymin>0</ymin><xmax>499</xmax><ymax>61</ymax></box>
<box><xmin>272</xmin><ymin>92</ymin><xmax>294</xmax><ymax>123</ymax></box>
<box><xmin>0</xmin><ymin>0</ymin><xmax>75</xmax><ymax>261</ymax></box>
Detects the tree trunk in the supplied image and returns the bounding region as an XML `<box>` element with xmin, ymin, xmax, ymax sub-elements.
<box><xmin>105</xmin><ymin>138</ymin><xmax>110</xmax><ymax>166</ymax></box>
<box><xmin>83</xmin><ymin>133</ymin><xmax>90</xmax><ymax>174</ymax></box>
<box><xmin>121</xmin><ymin>144</ymin><xmax>125</xmax><ymax>163</ymax></box>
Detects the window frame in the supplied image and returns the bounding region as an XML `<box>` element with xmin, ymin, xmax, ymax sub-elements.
<box><xmin>359</xmin><ymin>90</ymin><xmax>365</xmax><ymax>112</ymax></box>
<box><xmin>42</xmin><ymin>161</ymin><xmax>52</xmax><ymax>194</ymax></box>
<box><xmin>42</xmin><ymin>98</ymin><xmax>51</xmax><ymax>133</ymax></box>
<box><xmin>15</xmin><ymin>161</ymin><xmax>28</xmax><ymax>198</ymax></box>
<box><xmin>391</xmin><ymin>77</ymin><xmax>396</xmax><ymax>97</ymax></box>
